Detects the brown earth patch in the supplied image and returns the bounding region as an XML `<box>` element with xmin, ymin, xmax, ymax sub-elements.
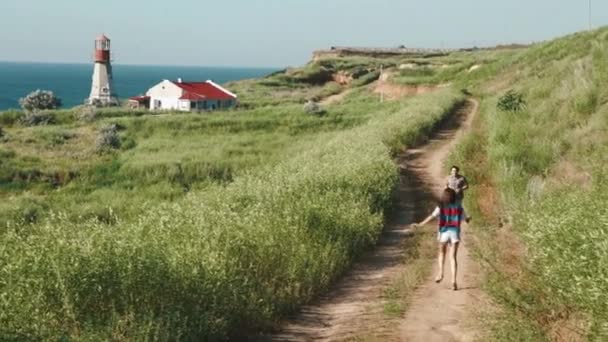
<box><xmin>332</xmin><ymin>71</ymin><xmax>354</xmax><ymax>86</ymax></box>
<box><xmin>372</xmin><ymin>82</ymin><xmax>449</xmax><ymax>100</ymax></box>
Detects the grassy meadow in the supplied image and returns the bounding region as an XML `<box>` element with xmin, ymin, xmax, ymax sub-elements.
<box><xmin>0</xmin><ymin>54</ymin><xmax>472</xmax><ymax>340</ymax></box>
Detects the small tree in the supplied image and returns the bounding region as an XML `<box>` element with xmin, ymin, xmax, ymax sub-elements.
<box><xmin>19</xmin><ymin>90</ymin><xmax>62</xmax><ymax>112</ymax></box>
<box><xmin>497</xmin><ymin>90</ymin><xmax>526</xmax><ymax>112</ymax></box>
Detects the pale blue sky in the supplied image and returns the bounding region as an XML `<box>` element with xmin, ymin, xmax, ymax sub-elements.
<box><xmin>1</xmin><ymin>0</ymin><xmax>606</xmax><ymax>67</ymax></box>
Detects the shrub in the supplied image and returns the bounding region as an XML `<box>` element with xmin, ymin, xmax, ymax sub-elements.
<box><xmin>303</xmin><ymin>100</ymin><xmax>325</xmax><ymax>115</ymax></box>
<box><xmin>20</xmin><ymin>111</ymin><xmax>56</xmax><ymax>126</ymax></box>
<box><xmin>78</xmin><ymin>106</ymin><xmax>99</xmax><ymax>123</ymax></box>
<box><xmin>19</xmin><ymin>90</ymin><xmax>62</xmax><ymax>112</ymax></box>
<box><xmin>352</xmin><ymin>70</ymin><xmax>381</xmax><ymax>87</ymax></box>
<box><xmin>497</xmin><ymin>90</ymin><xmax>526</xmax><ymax>112</ymax></box>
<box><xmin>96</xmin><ymin>124</ymin><xmax>121</xmax><ymax>151</ymax></box>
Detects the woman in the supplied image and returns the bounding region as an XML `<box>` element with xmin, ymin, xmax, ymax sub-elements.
<box><xmin>413</xmin><ymin>188</ymin><xmax>470</xmax><ymax>291</ymax></box>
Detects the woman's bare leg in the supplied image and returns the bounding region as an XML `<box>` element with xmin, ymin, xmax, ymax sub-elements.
<box><xmin>436</xmin><ymin>243</ymin><xmax>447</xmax><ymax>282</ymax></box>
<box><xmin>450</xmin><ymin>242</ymin><xmax>460</xmax><ymax>290</ymax></box>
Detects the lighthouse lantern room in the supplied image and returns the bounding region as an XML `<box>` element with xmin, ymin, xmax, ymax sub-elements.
<box><xmin>88</xmin><ymin>34</ymin><xmax>118</xmax><ymax>106</ymax></box>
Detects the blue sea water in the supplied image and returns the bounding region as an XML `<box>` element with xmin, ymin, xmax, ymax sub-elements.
<box><xmin>0</xmin><ymin>62</ymin><xmax>277</xmax><ymax>110</ymax></box>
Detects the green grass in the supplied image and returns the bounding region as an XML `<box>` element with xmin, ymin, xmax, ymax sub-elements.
<box><xmin>448</xmin><ymin>27</ymin><xmax>608</xmax><ymax>340</ymax></box>
<box><xmin>0</xmin><ymin>65</ymin><xmax>464</xmax><ymax>340</ymax></box>
<box><xmin>0</xmin><ymin>92</ymin><xmax>396</xmax><ymax>225</ymax></box>
<box><xmin>6</xmin><ymin>26</ymin><xmax>606</xmax><ymax>340</ymax></box>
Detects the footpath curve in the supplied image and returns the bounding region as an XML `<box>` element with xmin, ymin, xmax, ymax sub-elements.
<box><xmin>252</xmin><ymin>98</ymin><xmax>482</xmax><ymax>342</ymax></box>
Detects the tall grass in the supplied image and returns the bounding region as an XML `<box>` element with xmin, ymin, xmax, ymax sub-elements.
<box><xmin>451</xmin><ymin>27</ymin><xmax>608</xmax><ymax>340</ymax></box>
<box><xmin>0</xmin><ymin>89</ymin><xmax>463</xmax><ymax>340</ymax></box>
<box><xmin>0</xmin><ymin>92</ymin><xmax>391</xmax><ymax>225</ymax></box>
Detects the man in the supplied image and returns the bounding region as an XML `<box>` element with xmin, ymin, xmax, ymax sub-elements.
<box><xmin>446</xmin><ymin>165</ymin><xmax>468</xmax><ymax>205</ymax></box>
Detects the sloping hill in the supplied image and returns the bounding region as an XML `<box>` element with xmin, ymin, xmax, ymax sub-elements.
<box><xmin>451</xmin><ymin>27</ymin><xmax>608</xmax><ymax>340</ymax></box>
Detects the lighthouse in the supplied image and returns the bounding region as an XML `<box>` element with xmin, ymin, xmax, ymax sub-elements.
<box><xmin>88</xmin><ymin>34</ymin><xmax>118</xmax><ymax>106</ymax></box>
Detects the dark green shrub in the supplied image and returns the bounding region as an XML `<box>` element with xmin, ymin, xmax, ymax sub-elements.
<box><xmin>497</xmin><ymin>90</ymin><xmax>526</xmax><ymax>112</ymax></box>
<box><xmin>352</xmin><ymin>71</ymin><xmax>381</xmax><ymax>87</ymax></box>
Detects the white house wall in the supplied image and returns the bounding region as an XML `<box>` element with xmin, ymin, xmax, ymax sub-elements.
<box><xmin>142</xmin><ymin>79</ymin><xmax>237</xmax><ymax>111</ymax></box>
<box><xmin>146</xmin><ymin>80</ymin><xmax>184</xmax><ymax>110</ymax></box>
<box><xmin>146</xmin><ymin>80</ymin><xmax>183</xmax><ymax>98</ymax></box>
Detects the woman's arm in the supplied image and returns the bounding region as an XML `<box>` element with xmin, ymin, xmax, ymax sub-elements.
<box><xmin>411</xmin><ymin>207</ymin><xmax>439</xmax><ymax>228</ymax></box>
<box><xmin>417</xmin><ymin>214</ymin><xmax>435</xmax><ymax>226</ymax></box>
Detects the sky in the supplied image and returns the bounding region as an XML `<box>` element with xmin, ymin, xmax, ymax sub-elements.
<box><xmin>0</xmin><ymin>0</ymin><xmax>606</xmax><ymax>68</ymax></box>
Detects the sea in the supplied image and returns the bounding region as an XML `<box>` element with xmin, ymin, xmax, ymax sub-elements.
<box><xmin>0</xmin><ymin>62</ymin><xmax>278</xmax><ymax>110</ymax></box>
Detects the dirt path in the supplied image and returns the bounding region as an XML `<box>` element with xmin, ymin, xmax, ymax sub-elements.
<box><xmin>398</xmin><ymin>98</ymin><xmax>483</xmax><ymax>342</ymax></box>
<box><xmin>372</xmin><ymin>69</ymin><xmax>450</xmax><ymax>100</ymax></box>
<box><xmin>320</xmin><ymin>88</ymin><xmax>353</xmax><ymax>106</ymax></box>
<box><xmin>251</xmin><ymin>99</ymin><xmax>481</xmax><ymax>342</ymax></box>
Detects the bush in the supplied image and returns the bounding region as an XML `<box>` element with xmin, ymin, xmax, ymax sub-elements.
<box><xmin>497</xmin><ymin>90</ymin><xmax>526</xmax><ymax>112</ymax></box>
<box><xmin>20</xmin><ymin>111</ymin><xmax>56</xmax><ymax>126</ymax></box>
<box><xmin>78</xmin><ymin>106</ymin><xmax>99</xmax><ymax>122</ymax></box>
<box><xmin>352</xmin><ymin>70</ymin><xmax>381</xmax><ymax>87</ymax></box>
<box><xmin>96</xmin><ymin>124</ymin><xmax>121</xmax><ymax>151</ymax></box>
<box><xmin>303</xmin><ymin>100</ymin><xmax>325</xmax><ymax>115</ymax></box>
<box><xmin>19</xmin><ymin>90</ymin><xmax>62</xmax><ymax>112</ymax></box>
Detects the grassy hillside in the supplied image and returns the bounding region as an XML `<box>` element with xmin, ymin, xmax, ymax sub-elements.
<box><xmin>450</xmin><ymin>28</ymin><xmax>608</xmax><ymax>340</ymax></box>
<box><xmin>0</xmin><ymin>54</ymin><xmax>471</xmax><ymax>340</ymax></box>
<box><xmin>5</xmin><ymin>30</ymin><xmax>604</xmax><ymax>339</ymax></box>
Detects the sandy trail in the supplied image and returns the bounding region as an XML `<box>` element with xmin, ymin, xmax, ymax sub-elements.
<box><xmin>250</xmin><ymin>99</ymin><xmax>481</xmax><ymax>342</ymax></box>
<box><xmin>320</xmin><ymin>88</ymin><xmax>353</xmax><ymax>106</ymax></box>
<box><xmin>398</xmin><ymin>98</ymin><xmax>483</xmax><ymax>342</ymax></box>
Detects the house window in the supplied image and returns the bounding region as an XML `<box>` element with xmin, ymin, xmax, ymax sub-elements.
<box><xmin>203</xmin><ymin>101</ymin><xmax>207</xmax><ymax>109</ymax></box>
<box><xmin>154</xmin><ymin>100</ymin><xmax>162</xmax><ymax>109</ymax></box>
<box><xmin>190</xmin><ymin>101</ymin><xmax>196</xmax><ymax>109</ymax></box>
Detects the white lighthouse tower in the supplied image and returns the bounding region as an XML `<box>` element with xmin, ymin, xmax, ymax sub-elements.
<box><xmin>88</xmin><ymin>34</ymin><xmax>118</xmax><ymax>106</ymax></box>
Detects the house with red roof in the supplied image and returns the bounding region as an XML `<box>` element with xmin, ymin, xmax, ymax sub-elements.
<box><xmin>129</xmin><ymin>79</ymin><xmax>237</xmax><ymax>111</ymax></box>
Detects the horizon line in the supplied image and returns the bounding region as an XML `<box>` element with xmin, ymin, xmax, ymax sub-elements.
<box><xmin>0</xmin><ymin>59</ymin><xmax>282</xmax><ymax>70</ymax></box>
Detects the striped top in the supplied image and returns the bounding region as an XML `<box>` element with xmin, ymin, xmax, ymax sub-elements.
<box><xmin>431</xmin><ymin>204</ymin><xmax>466</xmax><ymax>233</ymax></box>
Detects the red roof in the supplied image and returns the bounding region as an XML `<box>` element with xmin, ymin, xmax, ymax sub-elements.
<box><xmin>173</xmin><ymin>81</ymin><xmax>236</xmax><ymax>101</ymax></box>
<box><xmin>179</xmin><ymin>92</ymin><xmax>206</xmax><ymax>100</ymax></box>
<box><xmin>97</xmin><ymin>34</ymin><xmax>110</xmax><ymax>41</ymax></box>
